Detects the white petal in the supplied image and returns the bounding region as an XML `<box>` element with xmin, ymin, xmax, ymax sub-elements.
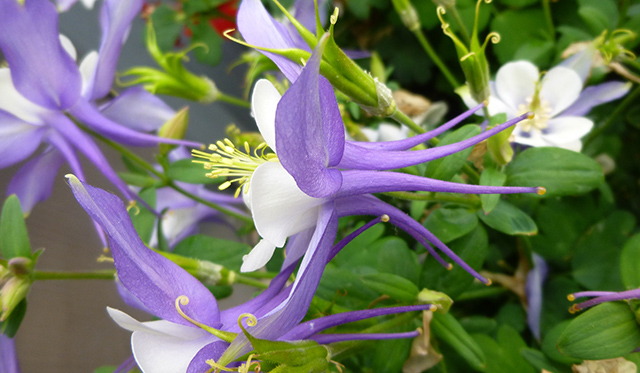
<box><xmin>59</xmin><ymin>34</ymin><xmax>77</xmax><ymax>61</ymax></box>
<box><xmin>132</xmin><ymin>330</ymin><xmax>213</xmax><ymax>373</ymax></box>
<box><xmin>556</xmin><ymin>139</ymin><xmax>583</xmax><ymax>152</ymax></box>
<box><xmin>541</xmin><ymin>116</ymin><xmax>593</xmax><ymax>146</ymax></box>
<box><xmin>495</xmin><ymin>61</ymin><xmax>539</xmax><ymax>111</ymax></box>
<box><xmin>0</xmin><ymin>69</ymin><xmax>49</xmax><ymax>124</ymax></box>
<box><xmin>79</xmin><ymin>51</ymin><xmax>99</xmax><ymax>97</ymax></box>
<box><xmin>377</xmin><ymin>123</ymin><xmax>407</xmax><ymax>142</ymax></box>
<box><xmin>540</xmin><ymin>67</ymin><xmax>582</xmax><ymax>117</ymax></box>
<box><xmin>512</xmin><ymin>127</ymin><xmax>549</xmax><ymax>148</ymax></box>
<box><xmin>251</xmin><ymin>79</ymin><xmax>281</xmax><ymax>152</ymax></box>
<box><xmin>80</xmin><ymin>0</ymin><xmax>96</xmax><ymax>8</ymax></box>
<box><xmin>486</xmin><ymin>96</ymin><xmax>516</xmax><ymax>119</ymax></box>
<box><xmin>249</xmin><ymin>162</ymin><xmax>326</xmax><ymax>247</ymax></box>
<box><xmin>360</xmin><ymin>128</ymin><xmax>379</xmax><ymax>142</ymax></box>
<box><xmin>107</xmin><ymin>307</ymin><xmax>207</xmax><ymax>339</ymax></box>
<box><xmin>241</xmin><ymin>239</ymin><xmax>277</xmax><ymax>272</ymax></box>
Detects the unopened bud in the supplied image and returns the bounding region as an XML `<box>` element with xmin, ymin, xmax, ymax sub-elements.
<box><xmin>159</xmin><ymin>107</ymin><xmax>190</xmax><ymax>155</ymax></box>
<box><xmin>392</xmin><ymin>0</ymin><xmax>421</xmax><ymax>31</ymax></box>
<box><xmin>7</xmin><ymin>257</ymin><xmax>32</xmax><ymax>276</ymax></box>
<box><xmin>417</xmin><ymin>289</ymin><xmax>453</xmax><ymax>313</ymax></box>
<box><xmin>361</xmin><ymin>78</ymin><xmax>397</xmax><ymax>117</ymax></box>
<box><xmin>0</xmin><ymin>276</ymin><xmax>31</xmax><ymax>321</ymax></box>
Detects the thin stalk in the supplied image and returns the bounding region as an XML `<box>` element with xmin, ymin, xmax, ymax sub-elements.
<box><xmin>81</xmin><ymin>124</ymin><xmax>253</xmax><ymax>223</ymax></box>
<box><xmin>385</xmin><ymin>191</ymin><xmax>481</xmax><ymax>208</ymax></box>
<box><xmin>413</xmin><ymin>30</ymin><xmax>460</xmax><ymax>89</ymax></box>
<box><xmin>217</xmin><ymin>92</ymin><xmax>251</xmax><ymax>108</ymax></box>
<box><xmin>240</xmin><ymin>271</ymin><xmax>279</xmax><ymax>279</ymax></box>
<box><xmin>583</xmin><ymin>84</ymin><xmax>640</xmax><ymax>148</ymax></box>
<box><xmin>542</xmin><ymin>0</ymin><xmax>555</xmax><ymax>38</ymax></box>
<box><xmin>33</xmin><ymin>270</ymin><xmax>116</xmax><ymax>280</ymax></box>
<box><xmin>448</xmin><ymin>6</ymin><xmax>471</xmax><ymax>44</ymax></box>
<box><xmin>235</xmin><ymin>275</ymin><xmax>269</xmax><ymax>289</ymax></box>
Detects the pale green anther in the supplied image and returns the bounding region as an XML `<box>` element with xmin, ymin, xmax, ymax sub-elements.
<box><xmin>438</xmin><ymin>0</ymin><xmax>498</xmax><ymax>104</ymax></box>
<box><xmin>417</xmin><ymin>289</ymin><xmax>453</xmax><ymax>313</ymax></box>
<box><xmin>391</xmin><ymin>0</ymin><xmax>421</xmax><ymax>31</ymax></box>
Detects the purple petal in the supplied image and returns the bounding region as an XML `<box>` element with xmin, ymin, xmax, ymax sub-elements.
<box><xmin>70</xmin><ymin>100</ymin><xmax>202</xmax><ymax>148</ymax></box>
<box><xmin>559</xmin><ymin>47</ymin><xmax>597</xmax><ymax>84</ymax></box>
<box><xmin>283</xmin><ymin>304</ymin><xmax>430</xmax><ymax>340</ymax></box>
<box><xmin>89</xmin><ymin>0</ymin><xmax>143</xmax><ymax>99</ymax></box>
<box><xmin>99</xmin><ymin>87</ymin><xmax>175</xmax><ymax>132</ymax></box>
<box><xmin>7</xmin><ymin>147</ymin><xmax>64</xmax><ymax>215</ymax></box>
<box><xmin>45</xmin><ymin>131</ymin><xmax>85</xmax><ymax>180</ymax></box>
<box><xmin>339</xmin><ymin>112</ymin><xmax>528</xmax><ymax>170</ymax></box>
<box><xmin>186</xmin><ymin>341</ymin><xmax>231</xmax><ymax>373</ymax></box>
<box><xmin>275</xmin><ymin>40</ymin><xmax>344</xmax><ymax>198</ymax></box>
<box><xmin>292</xmin><ymin>0</ymin><xmax>328</xmax><ymax>31</ymax></box>
<box><xmin>525</xmin><ymin>253</ymin><xmax>547</xmax><ymax>341</ymax></box>
<box><xmin>0</xmin><ymin>109</ymin><xmax>44</xmax><ymax>168</ymax></box>
<box><xmin>343</xmin><ymin>49</ymin><xmax>371</xmax><ymax>60</ymax></box>
<box><xmin>237</xmin><ymin>0</ymin><xmax>302</xmax><ymax>82</ymax></box>
<box><xmin>311</xmin><ymin>330</ymin><xmax>420</xmax><ymax>344</ymax></box>
<box><xmin>561</xmin><ymin>81</ymin><xmax>631</xmax><ymax>117</ymax></box>
<box><xmin>0</xmin><ymin>334</ymin><xmax>20</xmax><ymax>373</ymax></box>
<box><xmin>0</xmin><ymin>0</ymin><xmax>81</xmax><ymax>109</ymax></box>
<box><xmin>337</xmin><ymin>170</ymin><xmax>541</xmax><ymax>197</ymax></box>
<box><xmin>67</xmin><ymin>176</ymin><xmax>221</xmax><ymax>328</ymax></box>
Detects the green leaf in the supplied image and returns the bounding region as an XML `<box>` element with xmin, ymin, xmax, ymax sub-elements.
<box><xmin>506</xmin><ymin>147</ymin><xmax>604</xmax><ymax>197</ymax></box>
<box><xmin>496</xmin><ymin>0</ymin><xmax>538</xmax><ymax>7</ymax></box>
<box><xmin>512</xmin><ymin>39</ymin><xmax>555</xmax><ymax>67</ymax></box>
<box><xmin>577</xmin><ymin>0</ymin><xmax>618</xmax><ymax>34</ymax></box>
<box><xmin>360</xmin><ymin>273</ymin><xmax>419</xmax><ymax>302</ymax></box>
<box><xmin>173</xmin><ymin>235</ymin><xmax>251</xmax><ymax>271</ymax></box>
<box><xmin>473</xmin><ymin>325</ymin><xmax>536</xmax><ymax>373</ymax></box>
<box><xmin>542</xmin><ymin>321</ymin><xmax>582</xmax><ymax>365</ymax></box>
<box><xmin>190</xmin><ymin>19</ymin><xmax>223</xmax><ymax>66</ymax></box>
<box><xmin>521</xmin><ymin>348</ymin><xmax>572</xmax><ymax>373</ymax></box>
<box><xmin>372</xmin><ymin>336</ymin><xmax>413</xmax><ymax>373</ymax></box>
<box><xmin>477</xmin><ymin>199</ymin><xmax>537</xmax><ymax>236</ymax></box>
<box><xmin>129</xmin><ymin>188</ymin><xmax>156</xmax><ymax>245</ymax></box>
<box><xmin>425</xmin><ymin>125</ymin><xmax>481</xmax><ymax>182</ymax></box>
<box><xmin>491</xmin><ymin>9</ymin><xmax>550</xmax><ymax>65</ymax></box>
<box><xmin>118</xmin><ymin>172</ymin><xmax>158</xmax><ymax>188</ymax></box>
<box><xmin>621</xmin><ymin>233</ymin><xmax>640</xmax><ymax>289</ymax></box>
<box><xmin>93</xmin><ymin>367</ymin><xmax>117</xmax><ymax>373</ymax></box>
<box><xmin>496</xmin><ymin>302</ymin><xmax>526</xmax><ymax>333</ymax></box>
<box><xmin>479</xmin><ymin>166</ymin><xmax>506</xmax><ymax>214</ymax></box>
<box><xmin>420</xmin><ymin>225</ymin><xmax>489</xmax><ymax>299</ymax></box>
<box><xmin>571</xmin><ymin>211</ymin><xmax>635</xmax><ymax>291</ymax></box>
<box><xmin>432</xmin><ymin>312</ymin><xmax>486</xmax><ymax>371</ymax></box>
<box><xmin>0</xmin><ymin>195</ymin><xmax>31</xmax><ymax>259</ymax></box>
<box><xmin>424</xmin><ymin>207</ymin><xmax>478</xmax><ymax>244</ymax></box>
<box><xmin>0</xmin><ymin>299</ymin><xmax>26</xmax><ymax>338</ymax></box>
<box><xmin>150</xmin><ymin>5</ymin><xmax>185</xmax><ymax>52</ymax></box>
<box><xmin>166</xmin><ymin>159</ymin><xmax>224</xmax><ymax>184</ymax></box>
<box><xmin>558</xmin><ymin>302</ymin><xmax>640</xmax><ymax>360</ymax></box>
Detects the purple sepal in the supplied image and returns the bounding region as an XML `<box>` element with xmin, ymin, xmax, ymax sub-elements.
<box><xmin>116</xmin><ymin>279</ymin><xmax>153</xmax><ymax>315</ymax></box>
<box><xmin>525</xmin><ymin>253</ymin><xmax>548</xmax><ymax>341</ymax></box>
<box><xmin>90</xmin><ymin>0</ymin><xmax>144</xmax><ymax>100</ymax></box>
<box><xmin>275</xmin><ymin>40</ymin><xmax>344</xmax><ymax>198</ymax></box>
<box><xmin>562</xmin><ymin>81</ymin><xmax>631</xmax><ymax>117</ymax></box>
<box><xmin>292</xmin><ymin>0</ymin><xmax>328</xmax><ymax>32</ymax></box>
<box><xmin>186</xmin><ymin>341</ymin><xmax>230</xmax><ymax>373</ymax></box>
<box><xmin>0</xmin><ymin>333</ymin><xmax>21</xmax><ymax>373</ymax></box>
<box><xmin>7</xmin><ymin>147</ymin><xmax>64</xmax><ymax>215</ymax></box>
<box><xmin>0</xmin><ymin>0</ymin><xmax>81</xmax><ymax>110</ymax></box>
<box><xmin>237</xmin><ymin>0</ymin><xmax>302</xmax><ymax>82</ymax></box>
<box><xmin>311</xmin><ymin>330</ymin><xmax>420</xmax><ymax>344</ymax></box>
<box><xmin>0</xmin><ymin>109</ymin><xmax>44</xmax><ymax>169</ymax></box>
<box><xmin>70</xmin><ymin>100</ymin><xmax>202</xmax><ymax>148</ymax></box>
<box><xmin>99</xmin><ymin>86</ymin><xmax>175</xmax><ymax>132</ymax></box>
<box><xmin>67</xmin><ymin>177</ymin><xmax>221</xmax><ymax>328</ymax></box>
<box><xmin>283</xmin><ymin>304</ymin><xmax>430</xmax><ymax>340</ymax></box>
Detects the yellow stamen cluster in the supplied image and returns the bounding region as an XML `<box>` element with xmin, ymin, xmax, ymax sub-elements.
<box><xmin>192</xmin><ymin>139</ymin><xmax>278</xmax><ymax>198</ymax></box>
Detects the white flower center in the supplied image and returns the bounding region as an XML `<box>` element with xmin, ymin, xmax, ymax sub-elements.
<box><xmin>517</xmin><ymin>95</ymin><xmax>552</xmax><ymax>133</ymax></box>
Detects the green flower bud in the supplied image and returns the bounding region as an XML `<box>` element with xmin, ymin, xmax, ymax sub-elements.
<box><xmin>159</xmin><ymin>107</ymin><xmax>190</xmax><ymax>155</ymax></box>
<box><xmin>417</xmin><ymin>289</ymin><xmax>453</xmax><ymax>313</ymax></box>
<box><xmin>119</xmin><ymin>22</ymin><xmax>219</xmax><ymax>103</ymax></box>
<box><xmin>485</xmin><ymin>113</ymin><xmax>514</xmax><ymax>165</ymax></box>
<box><xmin>391</xmin><ymin>0</ymin><xmax>421</xmax><ymax>31</ymax></box>
<box><xmin>0</xmin><ymin>276</ymin><xmax>31</xmax><ymax>322</ymax></box>
<box><xmin>438</xmin><ymin>0</ymin><xmax>498</xmax><ymax>104</ymax></box>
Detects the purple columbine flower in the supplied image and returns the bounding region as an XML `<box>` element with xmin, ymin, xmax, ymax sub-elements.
<box><xmin>568</xmin><ymin>289</ymin><xmax>640</xmax><ymax>314</ymax></box>
<box><xmin>67</xmin><ymin>175</ymin><xmax>434</xmax><ymax>371</ymax></box>
<box><xmin>194</xmin><ymin>36</ymin><xmax>543</xmax><ymax>283</ymax></box>
<box><xmin>0</xmin><ymin>0</ymin><xmax>199</xmax><ymax>214</ymax></box>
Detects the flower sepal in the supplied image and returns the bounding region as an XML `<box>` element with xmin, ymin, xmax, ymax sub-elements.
<box><xmin>158</xmin><ymin>106</ymin><xmax>190</xmax><ymax>156</ymax></box>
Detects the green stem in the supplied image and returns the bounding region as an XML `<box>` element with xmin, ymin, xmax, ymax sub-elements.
<box><xmin>33</xmin><ymin>270</ymin><xmax>116</xmax><ymax>280</ymax></box>
<box><xmin>217</xmin><ymin>92</ymin><xmax>251</xmax><ymax>108</ymax></box>
<box><xmin>542</xmin><ymin>0</ymin><xmax>555</xmax><ymax>38</ymax></box>
<box><xmin>583</xmin><ymin>84</ymin><xmax>640</xmax><ymax>148</ymax></box>
<box><xmin>449</xmin><ymin>6</ymin><xmax>471</xmax><ymax>44</ymax></box>
<box><xmin>412</xmin><ymin>30</ymin><xmax>460</xmax><ymax>89</ymax></box>
<box><xmin>80</xmin><ymin>123</ymin><xmax>253</xmax><ymax>224</ymax></box>
<box><xmin>235</xmin><ymin>275</ymin><xmax>269</xmax><ymax>289</ymax></box>
<box><xmin>384</xmin><ymin>191</ymin><xmax>481</xmax><ymax>207</ymax></box>
<box><xmin>241</xmin><ymin>271</ymin><xmax>278</xmax><ymax>279</ymax></box>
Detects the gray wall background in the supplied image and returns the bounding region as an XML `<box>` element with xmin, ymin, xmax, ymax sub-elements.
<box><xmin>1</xmin><ymin>3</ymin><xmax>255</xmax><ymax>371</ymax></box>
